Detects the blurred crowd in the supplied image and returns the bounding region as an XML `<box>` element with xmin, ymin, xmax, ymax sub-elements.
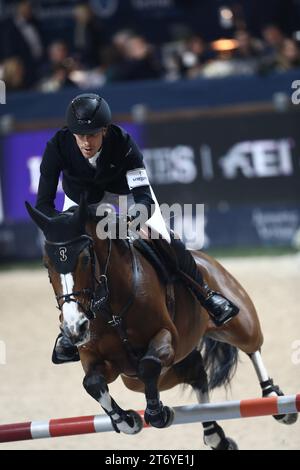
<box><xmin>1</xmin><ymin>0</ymin><xmax>300</xmax><ymax>93</ymax></box>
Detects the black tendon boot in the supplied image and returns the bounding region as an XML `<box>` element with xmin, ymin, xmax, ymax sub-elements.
<box><xmin>170</xmin><ymin>237</ymin><xmax>239</xmax><ymax>327</ymax></box>
<box><xmin>52</xmin><ymin>333</ymin><xmax>80</xmax><ymax>364</ymax></box>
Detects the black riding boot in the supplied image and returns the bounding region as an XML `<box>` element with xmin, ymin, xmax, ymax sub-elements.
<box><xmin>171</xmin><ymin>237</ymin><xmax>239</xmax><ymax>327</ymax></box>
<box><xmin>52</xmin><ymin>333</ymin><xmax>80</xmax><ymax>364</ymax></box>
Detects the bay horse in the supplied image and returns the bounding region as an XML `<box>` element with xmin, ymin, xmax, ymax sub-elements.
<box><xmin>25</xmin><ymin>198</ymin><xmax>297</xmax><ymax>450</ymax></box>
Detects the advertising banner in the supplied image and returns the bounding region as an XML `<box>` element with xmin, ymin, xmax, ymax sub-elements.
<box><xmin>2</xmin><ymin>129</ymin><xmax>63</xmax><ymax>221</ymax></box>
<box><xmin>1</xmin><ymin>111</ymin><xmax>300</xmax><ymax>253</ymax></box>
<box><xmin>143</xmin><ymin>110</ymin><xmax>300</xmax><ymax>206</ymax></box>
<box><xmin>205</xmin><ymin>204</ymin><xmax>300</xmax><ymax>249</ymax></box>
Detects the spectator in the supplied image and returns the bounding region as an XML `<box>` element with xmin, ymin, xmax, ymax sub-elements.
<box><xmin>2</xmin><ymin>0</ymin><xmax>44</xmax><ymax>86</ymax></box>
<box><xmin>234</xmin><ymin>30</ymin><xmax>263</xmax><ymax>60</ymax></box>
<box><xmin>109</xmin><ymin>34</ymin><xmax>162</xmax><ymax>82</ymax></box>
<box><xmin>276</xmin><ymin>38</ymin><xmax>300</xmax><ymax>71</ymax></box>
<box><xmin>40</xmin><ymin>40</ymin><xmax>76</xmax><ymax>78</ymax></box>
<box><xmin>41</xmin><ymin>40</ymin><xmax>105</xmax><ymax>91</ymax></box>
<box><xmin>102</xmin><ymin>30</ymin><xmax>136</xmax><ymax>81</ymax></box>
<box><xmin>2</xmin><ymin>57</ymin><xmax>27</xmax><ymax>91</ymax></box>
<box><xmin>98</xmin><ymin>44</ymin><xmax>123</xmax><ymax>82</ymax></box>
<box><xmin>179</xmin><ymin>35</ymin><xmax>217</xmax><ymax>78</ymax></box>
<box><xmin>48</xmin><ymin>41</ymin><xmax>71</xmax><ymax>68</ymax></box>
<box><xmin>73</xmin><ymin>3</ymin><xmax>107</xmax><ymax>68</ymax></box>
<box><xmin>231</xmin><ymin>29</ymin><xmax>263</xmax><ymax>75</ymax></box>
<box><xmin>38</xmin><ymin>64</ymin><xmax>78</xmax><ymax>93</ymax></box>
<box><xmin>261</xmin><ymin>24</ymin><xmax>285</xmax><ymax>58</ymax></box>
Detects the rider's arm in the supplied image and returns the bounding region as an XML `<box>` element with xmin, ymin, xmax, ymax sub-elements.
<box><xmin>124</xmin><ymin>137</ymin><xmax>154</xmax><ymax>222</ymax></box>
<box><xmin>35</xmin><ymin>140</ymin><xmax>62</xmax><ymax>217</ymax></box>
<box><xmin>128</xmin><ymin>177</ymin><xmax>154</xmax><ymax>222</ymax></box>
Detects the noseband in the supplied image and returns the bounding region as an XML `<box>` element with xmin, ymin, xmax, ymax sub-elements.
<box><xmin>45</xmin><ymin>234</ymin><xmax>112</xmax><ymax>321</ymax></box>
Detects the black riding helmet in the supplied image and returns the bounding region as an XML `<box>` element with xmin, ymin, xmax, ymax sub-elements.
<box><xmin>66</xmin><ymin>93</ymin><xmax>111</xmax><ymax>135</ymax></box>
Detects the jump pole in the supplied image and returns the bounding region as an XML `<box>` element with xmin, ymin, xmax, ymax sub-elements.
<box><xmin>0</xmin><ymin>394</ymin><xmax>299</xmax><ymax>443</ymax></box>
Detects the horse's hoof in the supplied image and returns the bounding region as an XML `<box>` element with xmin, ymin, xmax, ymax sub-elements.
<box><xmin>162</xmin><ymin>406</ymin><xmax>175</xmax><ymax>428</ymax></box>
<box><xmin>261</xmin><ymin>379</ymin><xmax>299</xmax><ymax>426</ymax></box>
<box><xmin>114</xmin><ymin>410</ymin><xmax>144</xmax><ymax>435</ymax></box>
<box><xmin>273</xmin><ymin>412</ymin><xmax>298</xmax><ymax>425</ymax></box>
<box><xmin>225</xmin><ymin>438</ymin><xmax>239</xmax><ymax>450</ymax></box>
<box><xmin>212</xmin><ymin>437</ymin><xmax>239</xmax><ymax>451</ymax></box>
<box><xmin>144</xmin><ymin>405</ymin><xmax>175</xmax><ymax>429</ymax></box>
<box><xmin>204</xmin><ymin>422</ymin><xmax>238</xmax><ymax>450</ymax></box>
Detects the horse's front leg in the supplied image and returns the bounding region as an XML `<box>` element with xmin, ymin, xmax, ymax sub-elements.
<box><xmin>138</xmin><ymin>328</ymin><xmax>175</xmax><ymax>428</ymax></box>
<box><xmin>83</xmin><ymin>363</ymin><xmax>143</xmax><ymax>434</ymax></box>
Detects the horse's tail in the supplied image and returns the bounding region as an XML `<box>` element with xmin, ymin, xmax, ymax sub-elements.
<box><xmin>200</xmin><ymin>337</ymin><xmax>238</xmax><ymax>390</ymax></box>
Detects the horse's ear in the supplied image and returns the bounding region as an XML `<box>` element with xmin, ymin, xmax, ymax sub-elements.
<box><xmin>25</xmin><ymin>201</ymin><xmax>51</xmax><ymax>232</ymax></box>
<box><xmin>72</xmin><ymin>193</ymin><xmax>89</xmax><ymax>229</ymax></box>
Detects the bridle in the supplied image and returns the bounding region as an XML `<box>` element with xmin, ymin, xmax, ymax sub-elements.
<box><xmin>45</xmin><ymin>234</ymin><xmax>112</xmax><ymax>321</ymax></box>
<box><xmin>45</xmin><ymin>231</ymin><xmax>141</xmax><ymax>367</ymax></box>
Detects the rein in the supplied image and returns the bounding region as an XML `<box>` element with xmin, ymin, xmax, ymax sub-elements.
<box><xmin>90</xmin><ymin>238</ymin><xmax>140</xmax><ymax>367</ymax></box>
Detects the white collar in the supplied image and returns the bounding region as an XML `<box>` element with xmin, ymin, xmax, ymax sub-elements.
<box><xmin>87</xmin><ymin>150</ymin><xmax>101</xmax><ymax>168</ymax></box>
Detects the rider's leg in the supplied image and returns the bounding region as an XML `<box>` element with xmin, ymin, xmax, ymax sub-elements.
<box><xmin>145</xmin><ymin>188</ymin><xmax>239</xmax><ymax>327</ymax></box>
<box><xmin>170</xmin><ymin>236</ymin><xmax>239</xmax><ymax>326</ymax></box>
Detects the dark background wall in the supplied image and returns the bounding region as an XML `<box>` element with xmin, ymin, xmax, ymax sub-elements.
<box><xmin>1</xmin><ymin>69</ymin><xmax>298</xmax><ymax>121</ymax></box>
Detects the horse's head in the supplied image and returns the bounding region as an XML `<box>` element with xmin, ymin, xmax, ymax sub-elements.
<box><xmin>25</xmin><ymin>197</ymin><xmax>96</xmax><ymax>346</ymax></box>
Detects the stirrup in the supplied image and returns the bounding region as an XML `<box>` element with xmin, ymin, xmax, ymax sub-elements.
<box><xmin>52</xmin><ymin>333</ymin><xmax>80</xmax><ymax>364</ymax></box>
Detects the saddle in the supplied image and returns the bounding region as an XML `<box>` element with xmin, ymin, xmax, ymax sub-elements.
<box><xmin>133</xmin><ymin>238</ymin><xmax>177</xmax><ymax>285</ymax></box>
<box><xmin>132</xmin><ymin>226</ymin><xmax>192</xmax><ymax>287</ymax></box>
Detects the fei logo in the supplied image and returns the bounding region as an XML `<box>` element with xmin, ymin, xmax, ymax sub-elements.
<box><xmin>0</xmin><ymin>80</ymin><xmax>6</xmax><ymax>104</ymax></box>
<box><xmin>291</xmin><ymin>80</ymin><xmax>300</xmax><ymax>104</ymax></box>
